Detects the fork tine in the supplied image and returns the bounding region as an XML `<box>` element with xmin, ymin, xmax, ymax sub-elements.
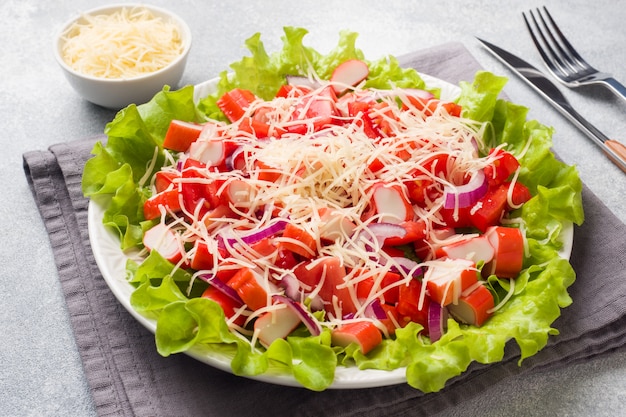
<box><xmin>522</xmin><ymin>7</ymin><xmax>626</xmax><ymax>102</ymax></box>
<box><xmin>539</xmin><ymin>7</ymin><xmax>594</xmax><ymax>72</ymax></box>
<box><xmin>522</xmin><ymin>10</ymin><xmax>568</xmax><ymax>78</ymax></box>
<box><xmin>532</xmin><ymin>8</ymin><xmax>573</xmax><ymax>71</ymax></box>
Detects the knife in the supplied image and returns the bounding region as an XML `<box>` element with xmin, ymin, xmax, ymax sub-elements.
<box><xmin>476</xmin><ymin>37</ymin><xmax>626</xmax><ymax>173</ymax></box>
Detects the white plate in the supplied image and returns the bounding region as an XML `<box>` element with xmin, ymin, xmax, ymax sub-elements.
<box><xmin>88</xmin><ymin>74</ymin><xmax>574</xmax><ymax>389</ymax></box>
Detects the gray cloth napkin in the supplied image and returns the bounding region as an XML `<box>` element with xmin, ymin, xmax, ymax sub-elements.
<box><xmin>23</xmin><ymin>42</ymin><xmax>626</xmax><ymax>417</ymax></box>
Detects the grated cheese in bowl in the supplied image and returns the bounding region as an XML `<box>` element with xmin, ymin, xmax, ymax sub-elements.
<box><xmin>61</xmin><ymin>6</ymin><xmax>184</xmax><ymax>80</ymax></box>
<box><xmin>53</xmin><ymin>4</ymin><xmax>192</xmax><ymax>109</ymax></box>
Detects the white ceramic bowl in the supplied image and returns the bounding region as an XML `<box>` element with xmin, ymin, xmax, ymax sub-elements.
<box><xmin>54</xmin><ymin>4</ymin><xmax>192</xmax><ymax>109</ymax></box>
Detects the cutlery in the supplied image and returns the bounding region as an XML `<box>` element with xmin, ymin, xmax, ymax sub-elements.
<box><xmin>476</xmin><ymin>37</ymin><xmax>626</xmax><ymax>173</ymax></box>
<box><xmin>523</xmin><ymin>7</ymin><xmax>626</xmax><ymax>104</ymax></box>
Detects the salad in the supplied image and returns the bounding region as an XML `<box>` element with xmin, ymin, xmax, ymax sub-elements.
<box><xmin>82</xmin><ymin>27</ymin><xmax>584</xmax><ymax>392</ymax></box>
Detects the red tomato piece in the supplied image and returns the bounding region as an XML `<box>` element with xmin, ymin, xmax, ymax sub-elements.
<box><xmin>154</xmin><ymin>171</ymin><xmax>179</xmax><ymax>193</ymax></box>
<box><xmin>275</xmin><ymin>84</ymin><xmax>311</xmax><ymax>98</ymax></box>
<box><xmin>179</xmin><ymin>159</ymin><xmax>224</xmax><ymax>217</ymax></box>
<box><xmin>237</xmin><ymin>116</ymin><xmax>272</xmax><ymax>138</ymax></box>
<box><xmin>143</xmin><ymin>189</ymin><xmax>181</xmax><ymax>220</ymax></box>
<box><xmin>379</xmin><ymin>303</ymin><xmax>402</xmax><ymax>335</ymax></box>
<box><xmin>190</xmin><ymin>240</ymin><xmax>225</xmax><ymax>271</ymax></box>
<box><xmin>304</xmin><ymin>86</ymin><xmax>338</xmax><ymax>130</ymax></box>
<box><xmin>274</xmin><ymin>248</ymin><xmax>299</xmax><ymax>270</ymax></box>
<box><xmin>470</xmin><ymin>183</ymin><xmax>510</xmax><ymax>232</ymax></box>
<box><xmin>356</xmin><ymin>276</ymin><xmax>375</xmax><ymax>300</ymax></box>
<box><xmin>403</xmin><ymin>97</ymin><xmax>461</xmax><ymax>117</ymax></box>
<box><xmin>354</xmin><ymin>270</ymin><xmax>401</xmax><ymax>305</ymax></box>
<box><xmin>202</xmin><ymin>286</ymin><xmax>246</xmax><ymax>327</ymax></box>
<box><xmin>293</xmin><ymin>260</ymin><xmax>319</xmax><ymax>289</ymax></box>
<box><xmin>379</xmin><ymin>271</ymin><xmax>401</xmax><ymax>304</ymax></box>
<box><xmin>402</xmin><ymin>95</ymin><xmax>432</xmax><ymax>114</ymax></box>
<box><xmin>507</xmin><ymin>181</ymin><xmax>532</xmax><ymax>209</ymax></box>
<box><xmin>369</xmin><ymin>102</ymin><xmax>398</xmax><ymax>136</ymax></box>
<box><xmin>404</xmin><ymin>154</ymin><xmax>450</xmax><ymax>205</ymax></box>
<box><xmin>381</xmin><ymin>246</ymin><xmax>405</xmax><ymax>258</ymax></box>
<box><xmin>367</xmin><ymin>156</ymin><xmax>385</xmax><ymax>174</ymax></box>
<box><xmin>293</xmin><ymin>258</ymin><xmax>357</xmax><ymax>316</ymax></box>
<box><xmin>347</xmin><ymin>100</ymin><xmax>379</xmax><ymax>139</ymax></box>
<box><xmin>213</xmin><ymin>262</ymin><xmax>240</xmax><ymax>283</ymax></box>
<box><xmin>180</xmin><ymin>171</ymin><xmax>209</xmax><ymax>216</ymax></box>
<box><xmin>397</xmin><ymin>278</ymin><xmax>431</xmax><ymax>330</ymax></box>
<box><xmin>439</xmin><ymin>205</ymin><xmax>474</xmax><ymax>229</ymax></box>
<box><xmin>422</xmin><ymin>153</ymin><xmax>451</xmax><ymax>177</ymax></box>
<box><xmin>439</xmin><ymin>102</ymin><xmax>462</xmax><ymax>117</ymax></box>
<box><xmin>484</xmin><ymin>148</ymin><xmax>520</xmax><ymax>186</ymax></box>
<box><xmin>180</xmin><ymin>158</ymin><xmax>208</xmax><ymax>214</ymax></box>
<box><xmin>404</xmin><ymin>176</ymin><xmax>436</xmax><ymax>206</ymax></box>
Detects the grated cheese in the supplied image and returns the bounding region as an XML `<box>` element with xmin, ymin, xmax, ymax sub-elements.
<box><xmin>147</xmin><ymin>81</ymin><xmax>530</xmax><ymax>340</ymax></box>
<box><xmin>61</xmin><ymin>7</ymin><xmax>184</xmax><ymax>79</ymax></box>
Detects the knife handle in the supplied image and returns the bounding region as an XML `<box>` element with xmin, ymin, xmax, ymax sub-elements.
<box><xmin>604</xmin><ymin>140</ymin><xmax>626</xmax><ymax>173</ymax></box>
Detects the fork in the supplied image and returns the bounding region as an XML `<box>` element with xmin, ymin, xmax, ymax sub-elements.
<box><xmin>523</xmin><ymin>7</ymin><xmax>626</xmax><ymax>103</ymax></box>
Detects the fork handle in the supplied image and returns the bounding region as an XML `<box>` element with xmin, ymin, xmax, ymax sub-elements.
<box><xmin>605</xmin><ymin>78</ymin><xmax>626</xmax><ymax>104</ymax></box>
<box><xmin>555</xmin><ymin>101</ymin><xmax>626</xmax><ymax>173</ymax></box>
<box><xmin>604</xmin><ymin>140</ymin><xmax>626</xmax><ymax>173</ymax></box>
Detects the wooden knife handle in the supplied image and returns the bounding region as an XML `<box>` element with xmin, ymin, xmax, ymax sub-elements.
<box><xmin>604</xmin><ymin>140</ymin><xmax>626</xmax><ymax>173</ymax></box>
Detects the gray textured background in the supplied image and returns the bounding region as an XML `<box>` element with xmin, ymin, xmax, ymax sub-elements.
<box><xmin>3</xmin><ymin>0</ymin><xmax>626</xmax><ymax>416</ymax></box>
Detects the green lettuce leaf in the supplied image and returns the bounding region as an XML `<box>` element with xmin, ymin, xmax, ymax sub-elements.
<box><xmin>82</xmin><ymin>86</ymin><xmax>199</xmax><ymax>248</ymax></box>
<box><xmin>130</xmin><ymin>275</ymin><xmax>189</xmax><ymax>316</ymax></box>
<box><xmin>156</xmin><ymin>298</ymin><xmax>241</xmax><ymax>356</ymax></box>
<box><xmin>458</xmin><ymin>71</ymin><xmax>508</xmax><ymax>124</ymax></box>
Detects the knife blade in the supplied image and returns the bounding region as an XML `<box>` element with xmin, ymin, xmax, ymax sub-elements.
<box><xmin>476</xmin><ymin>37</ymin><xmax>626</xmax><ymax>173</ymax></box>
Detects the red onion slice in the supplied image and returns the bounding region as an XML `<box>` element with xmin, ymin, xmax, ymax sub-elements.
<box><xmin>428</xmin><ymin>302</ymin><xmax>448</xmax><ymax>342</ymax></box>
<box><xmin>199</xmin><ymin>273</ymin><xmax>244</xmax><ymax>306</ymax></box>
<box><xmin>225</xmin><ymin>146</ymin><xmax>246</xmax><ymax>172</ymax></box>
<box><xmin>225</xmin><ymin>219</ymin><xmax>288</xmax><ymax>247</ymax></box>
<box><xmin>364</xmin><ymin>298</ymin><xmax>388</xmax><ymax>320</ymax></box>
<box><xmin>307</xmin><ymin>294</ymin><xmax>324</xmax><ymax>312</ymax></box>
<box><xmin>272</xmin><ymin>295</ymin><xmax>322</xmax><ymax>336</ymax></box>
<box><xmin>389</xmin><ymin>257</ymin><xmax>424</xmax><ymax>278</ymax></box>
<box><xmin>278</xmin><ymin>273</ymin><xmax>301</xmax><ymax>302</ymax></box>
<box><xmin>443</xmin><ymin>169</ymin><xmax>488</xmax><ymax>209</ymax></box>
<box><xmin>362</xmin><ymin>223</ymin><xmax>407</xmax><ymax>248</ymax></box>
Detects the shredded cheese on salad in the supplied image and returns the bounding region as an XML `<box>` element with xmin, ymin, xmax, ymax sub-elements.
<box><xmin>143</xmin><ymin>71</ymin><xmax>534</xmax><ymax>349</ymax></box>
